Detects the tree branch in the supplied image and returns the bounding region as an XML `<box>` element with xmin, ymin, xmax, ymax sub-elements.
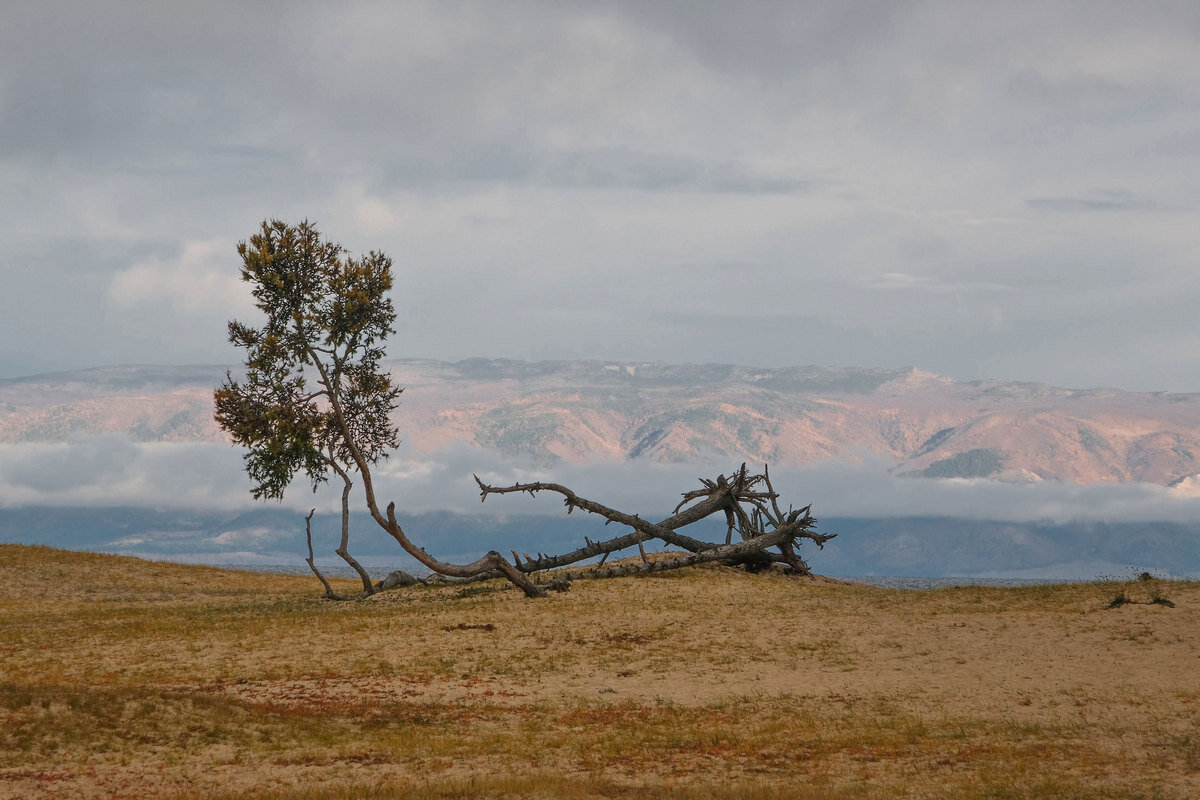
<box><xmin>303</xmin><ymin>508</ymin><xmax>349</xmax><ymax>601</ymax></box>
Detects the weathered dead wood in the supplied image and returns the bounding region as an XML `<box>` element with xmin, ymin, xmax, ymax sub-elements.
<box><xmin>545</xmin><ymin>518</ymin><xmax>804</xmax><ymax>582</ymax></box>
<box><xmin>303</xmin><ymin>509</ymin><xmax>350</xmax><ymax>601</ymax></box>
<box><xmin>328</xmin><ymin>456</ymin><xmax>375</xmax><ymax>594</ymax></box>
<box><xmin>378</xmin><ymin>502</ymin><xmax>548</xmax><ymax>598</ymax></box>
<box><xmin>474</xmin><ymin>474</ymin><xmax>726</xmax><ymax>554</ymax></box>
<box><xmin>473</xmin><ymin>464</ymin><xmax>833</xmax><ymax>580</ymax></box>
<box><xmin>310</xmin><ymin>462</ymin><xmax>831</xmax><ymax>598</ymax></box>
<box><xmin>374</xmin><ymin>569</ymin><xmax>424</xmax><ymax>591</ymax></box>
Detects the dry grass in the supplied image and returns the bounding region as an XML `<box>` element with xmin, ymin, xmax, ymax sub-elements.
<box><xmin>1</xmin><ymin>544</ymin><xmax>1198</xmax><ymax>798</ymax></box>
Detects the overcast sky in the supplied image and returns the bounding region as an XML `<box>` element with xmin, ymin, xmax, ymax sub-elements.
<box><xmin>3</xmin><ymin>1</ymin><xmax>1199</xmax><ymax>391</ymax></box>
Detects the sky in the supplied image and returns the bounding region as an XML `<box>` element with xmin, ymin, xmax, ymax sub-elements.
<box><xmin>3</xmin><ymin>1</ymin><xmax>1200</xmax><ymax>391</ymax></box>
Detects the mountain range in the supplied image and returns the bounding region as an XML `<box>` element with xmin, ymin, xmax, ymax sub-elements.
<box><xmin>3</xmin><ymin>359</ymin><xmax>1199</xmax><ymax>490</ymax></box>
<box><xmin>3</xmin><ymin>359</ymin><xmax>1199</xmax><ymax>577</ymax></box>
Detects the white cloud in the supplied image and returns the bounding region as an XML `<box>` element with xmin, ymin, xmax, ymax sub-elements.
<box><xmin>0</xmin><ymin>437</ymin><xmax>280</xmax><ymax>511</ymax></box>
<box><xmin>775</xmin><ymin>457</ymin><xmax>1200</xmax><ymax>525</ymax></box>
<box><xmin>367</xmin><ymin>442</ymin><xmax>1200</xmax><ymax>525</ymax></box>
<box><xmin>210</xmin><ymin>526</ymin><xmax>286</xmax><ymax>546</ymax></box>
<box><xmin>2</xmin><ymin>434</ymin><xmax>1198</xmax><ymax>537</ymax></box>
<box><xmin>109</xmin><ymin>240</ymin><xmax>250</xmax><ymax>317</ymax></box>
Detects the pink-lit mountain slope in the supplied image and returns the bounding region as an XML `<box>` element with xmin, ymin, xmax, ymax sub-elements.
<box><xmin>2</xmin><ymin>360</ymin><xmax>1198</xmax><ymax>488</ymax></box>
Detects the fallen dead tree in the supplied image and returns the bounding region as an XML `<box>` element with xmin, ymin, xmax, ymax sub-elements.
<box><xmin>304</xmin><ymin>462</ymin><xmax>833</xmax><ymax>599</ymax></box>
<box><xmin>471</xmin><ymin>463</ymin><xmax>834</xmax><ymax>584</ymax></box>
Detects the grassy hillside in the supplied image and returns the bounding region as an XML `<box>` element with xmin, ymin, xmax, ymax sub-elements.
<box><xmin>0</xmin><ymin>545</ymin><xmax>1197</xmax><ymax>798</ymax></box>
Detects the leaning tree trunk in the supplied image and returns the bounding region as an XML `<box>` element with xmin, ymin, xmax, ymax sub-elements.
<box><xmin>300</xmin><ymin>342</ymin><xmax>550</xmax><ymax>598</ymax></box>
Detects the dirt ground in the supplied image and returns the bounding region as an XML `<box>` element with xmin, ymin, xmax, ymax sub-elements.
<box><xmin>1</xmin><ymin>545</ymin><xmax>1197</xmax><ymax>799</ymax></box>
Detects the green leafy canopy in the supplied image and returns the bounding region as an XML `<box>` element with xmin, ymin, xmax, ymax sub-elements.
<box><xmin>214</xmin><ymin>220</ymin><xmax>403</xmax><ymax>500</ymax></box>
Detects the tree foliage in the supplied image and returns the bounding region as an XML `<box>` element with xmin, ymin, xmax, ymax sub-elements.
<box><xmin>214</xmin><ymin>220</ymin><xmax>402</xmax><ymax>500</ymax></box>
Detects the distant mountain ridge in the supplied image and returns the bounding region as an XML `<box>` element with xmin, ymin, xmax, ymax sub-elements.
<box><xmin>3</xmin><ymin>359</ymin><xmax>1199</xmax><ymax>489</ymax></box>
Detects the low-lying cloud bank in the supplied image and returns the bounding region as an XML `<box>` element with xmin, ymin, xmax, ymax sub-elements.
<box><xmin>3</xmin><ymin>435</ymin><xmax>1199</xmax><ymax>578</ymax></box>
<box><xmin>2</xmin><ymin>435</ymin><xmax>1199</xmax><ymax>525</ymax></box>
<box><xmin>0</xmin><ymin>435</ymin><xmax>258</xmax><ymax>510</ymax></box>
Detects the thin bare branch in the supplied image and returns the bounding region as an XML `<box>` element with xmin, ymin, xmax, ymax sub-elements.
<box><xmin>303</xmin><ymin>508</ymin><xmax>349</xmax><ymax>601</ymax></box>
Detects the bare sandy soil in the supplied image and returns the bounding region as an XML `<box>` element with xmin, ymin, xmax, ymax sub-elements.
<box><xmin>1</xmin><ymin>545</ymin><xmax>1197</xmax><ymax>798</ymax></box>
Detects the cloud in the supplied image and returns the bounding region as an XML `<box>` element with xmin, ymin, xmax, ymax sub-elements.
<box><xmin>775</xmin><ymin>457</ymin><xmax>1200</xmax><ymax>525</ymax></box>
<box><xmin>861</xmin><ymin>272</ymin><xmax>1014</xmax><ymax>294</ymax></box>
<box><xmin>1026</xmin><ymin>190</ymin><xmax>1159</xmax><ymax>212</ymax></box>
<box><xmin>0</xmin><ymin>436</ymin><xmax>269</xmax><ymax>511</ymax></box>
<box><xmin>2</xmin><ymin>435</ymin><xmax>1199</xmax><ymax>563</ymax></box>
<box><xmin>367</xmin><ymin>442</ymin><xmax>1200</xmax><ymax>526</ymax></box>
<box><xmin>6</xmin><ymin>434</ymin><xmax>140</xmax><ymax>494</ymax></box>
<box><xmin>382</xmin><ymin>145</ymin><xmax>818</xmax><ymax>195</ymax></box>
<box><xmin>210</xmin><ymin>526</ymin><xmax>288</xmax><ymax>547</ymax></box>
<box><xmin>109</xmin><ymin>240</ymin><xmax>250</xmax><ymax>317</ymax></box>
<box><xmin>91</xmin><ymin>240</ymin><xmax>257</xmax><ymax>369</ymax></box>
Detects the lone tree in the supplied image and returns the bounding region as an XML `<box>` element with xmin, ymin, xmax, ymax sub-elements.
<box><xmin>213</xmin><ymin>220</ymin><xmax>401</xmax><ymax>596</ymax></box>
<box><xmin>215</xmin><ymin>220</ymin><xmax>547</xmax><ymax>597</ymax></box>
<box><xmin>216</xmin><ymin>220</ymin><xmax>833</xmax><ymax>599</ymax></box>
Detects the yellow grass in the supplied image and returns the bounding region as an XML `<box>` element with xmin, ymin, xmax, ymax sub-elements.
<box><xmin>1</xmin><ymin>544</ymin><xmax>1197</xmax><ymax>798</ymax></box>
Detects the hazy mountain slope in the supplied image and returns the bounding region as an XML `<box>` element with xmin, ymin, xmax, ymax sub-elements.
<box><xmin>0</xmin><ymin>365</ymin><xmax>225</xmax><ymax>443</ymax></box>
<box><xmin>3</xmin><ymin>359</ymin><xmax>1199</xmax><ymax>487</ymax></box>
